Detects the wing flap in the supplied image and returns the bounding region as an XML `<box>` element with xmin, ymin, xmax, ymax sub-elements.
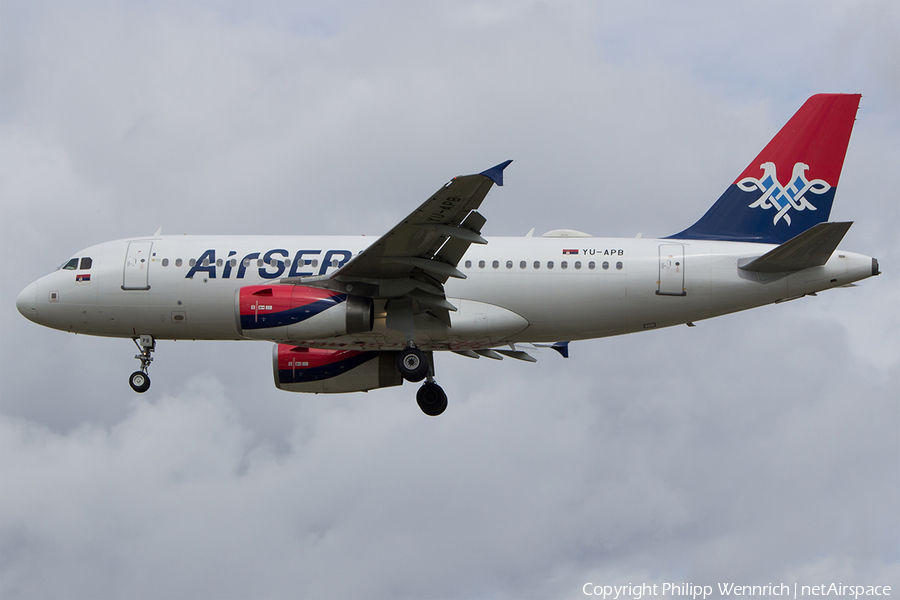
<box><xmin>432</xmin><ymin>211</ymin><xmax>488</xmax><ymax>279</ymax></box>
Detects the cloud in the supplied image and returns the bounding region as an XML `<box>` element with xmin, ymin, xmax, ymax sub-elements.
<box><xmin>3</xmin><ymin>321</ymin><xmax>896</xmax><ymax>598</ymax></box>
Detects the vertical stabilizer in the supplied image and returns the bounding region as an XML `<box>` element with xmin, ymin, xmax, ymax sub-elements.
<box><xmin>669</xmin><ymin>94</ymin><xmax>861</xmax><ymax>244</ymax></box>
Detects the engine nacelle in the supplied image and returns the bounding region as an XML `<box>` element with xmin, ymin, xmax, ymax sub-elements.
<box><xmin>236</xmin><ymin>285</ymin><xmax>373</xmax><ymax>341</ymax></box>
<box><xmin>273</xmin><ymin>345</ymin><xmax>403</xmax><ymax>393</ymax></box>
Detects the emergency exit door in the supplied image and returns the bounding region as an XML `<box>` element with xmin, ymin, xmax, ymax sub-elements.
<box><xmin>122</xmin><ymin>241</ymin><xmax>153</xmax><ymax>290</ymax></box>
<box><xmin>657</xmin><ymin>244</ymin><xmax>686</xmax><ymax>296</ymax></box>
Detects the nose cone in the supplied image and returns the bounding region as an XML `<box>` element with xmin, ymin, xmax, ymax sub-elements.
<box><xmin>16</xmin><ymin>282</ymin><xmax>37</xmax><ymax>323</ymax></box>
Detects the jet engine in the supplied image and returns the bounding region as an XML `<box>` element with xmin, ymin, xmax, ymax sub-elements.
<box><xmin>273</xmin><ymin>345</ymin><xmax>403</xmax><ymax>393</ymax></box>
<box><xmin>236</xmin><ymin>285</ymin><xmax>373</xmax><ymax>341</ymax></box>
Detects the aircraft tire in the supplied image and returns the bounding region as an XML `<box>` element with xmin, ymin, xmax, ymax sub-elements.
<box><xmin>397</xmin><ymin>347</ymin><xmax>428</xmax><ymax>382</ymax></box>
<box><xmin>129</xmin><ymin>371</ymin><xmax>151</xmax><ymax>393</ymax></box>
<box><xmin>417</xmin><ymin>382</ymin><xmax>448</xmax><ymax>416</ymax></box>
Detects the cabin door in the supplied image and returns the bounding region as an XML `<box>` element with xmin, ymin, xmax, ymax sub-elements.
<box><xmin>123</xmin><ymin>241</ymin><xmax>153</xmax><ymax>290</ymax></box>
<box><xmin>657</xmin><ymin>244</ymin><xmax>686</xmax><ymax>296</ymax></box>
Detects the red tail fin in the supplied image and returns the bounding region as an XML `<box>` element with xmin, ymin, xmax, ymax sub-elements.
<box><xmin>670</xmin><ymin>94</ymin><xmax>861</xmax><ymax>244</ymax></box>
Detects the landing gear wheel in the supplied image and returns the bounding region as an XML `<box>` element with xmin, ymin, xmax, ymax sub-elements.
<box><xmin>130</xmin><ymin>336</ymin><xmax>155</xmax><ymax>393</ymax></box>
<box><xmin>397</xmin><ymin>347</ymin><xmax>428</xmax><ymax>382</ymax></box>
<box><xmin>129</xmin><ymin>371</ymin><xmax>151</xmax><ymax>393</ymax></box>
<box><xmin>417</xmin><ymin>382</ymin><xmax>448</xmax><ymax>416</ymax></box>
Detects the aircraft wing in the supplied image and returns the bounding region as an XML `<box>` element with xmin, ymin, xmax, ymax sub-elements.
<box><xmin>335</xmin><ymin>160</ymin><xmax>510</xmax><ymax>281</ymax></box>
<box><xmin>302</xmin><ymin>161</ymin><xmax>512</xmax><ymax>318</ymax></box>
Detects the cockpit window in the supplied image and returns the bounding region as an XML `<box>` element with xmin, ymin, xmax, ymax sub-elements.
<box><xmin>60</xmin><ymin>258</ymin><xmax>79</xmax><ymax>270</ymax></box>
<box><xmin>80</xmin><ymin>257</ymin><xmax>92</xmax><ymax>270</ymax></box>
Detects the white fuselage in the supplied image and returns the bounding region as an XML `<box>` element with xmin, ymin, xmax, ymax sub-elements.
<box><xmin>18</xmin><ymin>234</ymin><xmax>876</xmax><ymax>351</ymax></box>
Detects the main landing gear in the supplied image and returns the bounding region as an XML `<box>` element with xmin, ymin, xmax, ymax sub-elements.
<box><xmin>397</xmin><ymin>345</ymin><xmax>448</xmax><ymax>416</ymax></box>
<box><xmin>396</xmin><ymin>346</ymin><xmax>428</xmax><ymax>382</ymax></box>
<box><xmin>416</xmin><ymin>379</ymin><xmax>448</xmax><ymax>416</ymax></box>
<box><xmin>129</xmin><ymin>335</ymin><xmax>155</xmax><ymax>393</ymax></box>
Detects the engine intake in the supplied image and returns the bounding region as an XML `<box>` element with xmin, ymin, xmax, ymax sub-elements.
<box><xmin>236</xmin><ymin>285</ymin><xmax>373</xmax><ymax>341</ymax></box>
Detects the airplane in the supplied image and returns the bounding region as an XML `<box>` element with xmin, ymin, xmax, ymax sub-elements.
<box><xmin>16</xmin><ymin>94</ymin><xmax>880</xmax><ymax>416</ymax></box>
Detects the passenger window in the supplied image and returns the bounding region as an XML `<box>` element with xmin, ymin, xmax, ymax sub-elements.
<box><xmin>162</xmin><ymin>258</ymin><xmax>169</xmax><ymax>267</ymax></box>
<box><xmin>506</xmin><ymin>260</ymin><xmax>513</xmax><ymax>269</ymax></box>
<box><xmin>229</xmin><ymin>259</ymin><xmax>236</xmax><ymax>267</ymax></box>
<box><xmin>519</xmin><ymin>261</ymin><xmax>526</xmax><ymax>269</ymax></box>
<box><xmin>547</xmin><ymin>261</ymin><xmax>554</xmax><ymax>269</ymax></box>
<box><xmin>216</xmin><ymin>259</ymin><xmax>223</xmax><ymax>267</ymax></box>
<box><xmin>534</xmin><ymin>261</ymin><xmax>540</xmax><ymax>269</ymax></box>
<box><xmin>478</xmin><ymin>260</ymin><xmax>485</xmax><ymax>269</ymax></box>
<box><xmin>176</xmin><ymin>259</ymin><xmax>183</xmax><ymax>267</ymax></box>
<box><xmin>202</xmin><ymin>258</ymin><xmax>209</xmax><ymax>267</ymax></box>
<box><xmin>492</xmin><ymin>260</ymin><xmax>499</xmax><ymax>269</ymax></box>
<box><xmin>575</xmin><ymin>261</ymin><xmax>581</xmax><ymax>269</ymax></box>
<box><xmin>602</xmin><ymin>261</ymin><xmax>609</xmax><ymax>270</ymax></box>
<box><xmin>561</xmin><ymin>261</ymin><xmax>568</xmax><ymax>269</ymax></box>
<box><xmin>189</xmin><ymin>259</ymin><xmax>196</xmax><ymax>267</ymax></box>
<box><xmin>588</xmin><ymin>261</ymin><xmax>595</xmax><ymax>270</ymax></box>
<box><xmin>616</xmin><ymin>261</ymin><xmax>623</xmax><ymax>270</ymax></box>
<box><xmin>79</xmin><ymin>257</ymin><xmax>92</xmax><ymax>270</ymax></box>
<box><xmin>60</xmin><ymin>258</ymin><xmax>78</xmax><ymax>270</ymax></box>
<box><xmin>465</xmin><ymin>260</ymin><xmax>472</xmax><ymax>268</ymax></box>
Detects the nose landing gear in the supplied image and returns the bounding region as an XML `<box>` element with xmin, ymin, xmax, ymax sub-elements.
<box><xmin>129</xmin><ymin>335</ymin><xmax>155</xmax><ymax>393</ymax></box>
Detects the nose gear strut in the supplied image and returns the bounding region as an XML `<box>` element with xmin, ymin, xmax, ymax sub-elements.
<box><xmin>129</xmin><ymin>335</ymin><xmax>155</xmax><ymax>393</ymax></box>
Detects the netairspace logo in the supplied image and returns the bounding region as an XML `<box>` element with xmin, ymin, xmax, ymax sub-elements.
<box><xmin>582</xmin><ymin>583</ymin><xmax>892</xmax><ymax>599</ymax></box>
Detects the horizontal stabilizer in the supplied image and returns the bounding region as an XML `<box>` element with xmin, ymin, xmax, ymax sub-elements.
<box><xmin>739</xmin><ymin>222</ymin><xmax>852</xmax><ymax>273</ymax></box>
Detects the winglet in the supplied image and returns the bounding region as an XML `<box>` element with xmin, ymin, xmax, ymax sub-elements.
<box><xmin>479</xmin><ymin>160</ymin><xmax>513</xmax><ymax>186</ymax></box>
<box><xmin>551</xmin><ymin>341</ymin><xmax>569</xmax><ymax>358</ymax></box>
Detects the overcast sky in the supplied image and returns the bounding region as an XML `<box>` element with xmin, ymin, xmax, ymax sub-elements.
<box><xmin>1</xmin><ymin>1</ymin><xmax>898</xmax><ymax>598</ymax></box>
